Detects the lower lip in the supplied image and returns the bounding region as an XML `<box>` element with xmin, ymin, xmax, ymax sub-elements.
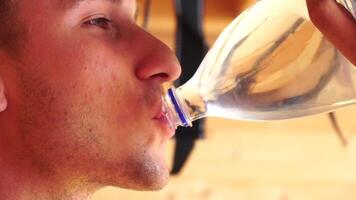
<box><xmin>153</xmin><ymin>115</ymin><xmax>175</xmax><ymax>138</ymax></box>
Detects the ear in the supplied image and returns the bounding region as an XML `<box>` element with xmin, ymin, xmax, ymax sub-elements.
<box><xmin>0</xmin><ymin>75</ymin><xmax>7</xmax><ymax>112</ymax></box>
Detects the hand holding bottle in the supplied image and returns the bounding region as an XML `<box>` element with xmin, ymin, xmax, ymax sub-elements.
<box><xmin>306</xmin><ymin>0</ymin><xmax>356</xmax><ymax>65</ymax></box>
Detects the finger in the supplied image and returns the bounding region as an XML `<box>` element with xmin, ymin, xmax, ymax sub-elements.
<box><xmin>306</xmin><ymin>0</ymin><xmax>356</xmax><ymax>65</ymax></box>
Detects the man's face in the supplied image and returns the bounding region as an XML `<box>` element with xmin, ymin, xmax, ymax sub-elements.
<box><xmin>6</xmin><ymin>0</ymin><xmax>180</xmax><ymax>190</ymax></box>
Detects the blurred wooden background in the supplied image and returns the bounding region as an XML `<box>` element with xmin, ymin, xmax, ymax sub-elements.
<box><xmin>93</xmin><ymin>0</ymin><xmax>356</xmax><ymax>199</ymax></box>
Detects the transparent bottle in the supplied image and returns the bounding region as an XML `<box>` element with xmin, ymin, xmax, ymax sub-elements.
<box><xmin>163</xmin><ymin>0</ymin><xmax>356</xmax><ymax>130</ymax></box>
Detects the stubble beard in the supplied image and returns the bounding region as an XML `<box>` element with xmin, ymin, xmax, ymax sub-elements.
<box><xmin>18</xmin><ymin>71</ymin><xmax>170</xmax><ymax>192</ymax></box>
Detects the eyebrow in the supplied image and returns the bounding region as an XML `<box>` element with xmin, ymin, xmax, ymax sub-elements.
<box><xmin>60</xmin><ymin>0</ymin><xmax>138</xmax><ymax>17</ymax></box>
<box><xmin>61</xmin><ymin>0</ymin><xmax>123</xmax><ymax>10</ymax></box>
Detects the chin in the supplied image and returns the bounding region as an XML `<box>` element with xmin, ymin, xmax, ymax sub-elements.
<box><xmin>133</xmin><ymin>158</ymin><xmax>170</xmax><ymax>191</ymax></box>
<box><xmin>110</xmin><ymin>149</ymin><xmax>171</xmax><ymax>191</ymax></box>
<box><xmin>136</xmin><ymin>175</ymin><xmax>170</xmax><ymax>191</ymax></box>
<box><xmin>117</xmin><ymin>165</ymin><xmax>170</xmax><ymax>191</ymax></box>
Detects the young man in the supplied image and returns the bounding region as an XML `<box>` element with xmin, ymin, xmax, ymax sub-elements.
<box><xmin>0</xmin><ymin>0</ymin><xmax>354</xmax><ymax>200</ymax></box>
<box><xmin>0</xmin><ymin>0</ymin><xmax>180</xmax><ymax>199</ymax></box>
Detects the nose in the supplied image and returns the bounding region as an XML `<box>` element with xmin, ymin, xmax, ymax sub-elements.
<box><xmin>133</xmin><ymin>28</ymin><xmax>181</xmax><ymax>83</ymax></box>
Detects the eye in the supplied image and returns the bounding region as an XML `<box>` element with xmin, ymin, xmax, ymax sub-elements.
<box><xmin>84</xmin><ymin>17</ymin><xmax>112</xmax><ymax>30</ymax></box>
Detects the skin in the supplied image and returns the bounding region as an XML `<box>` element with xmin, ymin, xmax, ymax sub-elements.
<box><xmin>0</xmin><ymin>0</ymin><xmax>180</xmax><ymax>200</ymax></box>
<box><xmin>306</xmin><ymin>0</ymin><xmax>356</xmax><ymax>65</ymax></box>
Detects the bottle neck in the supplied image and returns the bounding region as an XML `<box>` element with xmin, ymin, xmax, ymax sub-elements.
<box><xmin>163</xmin><ymin>85</ymin><xmax>207</xmax><ymax>129</ymax></box>
<box><xmin>162</xmin><ymin>87</ymin><xmax>192</xmax><ymax>130</ymax></box>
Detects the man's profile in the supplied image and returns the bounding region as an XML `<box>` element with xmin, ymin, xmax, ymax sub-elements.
<box><xmin>0</xmin><ymin>0</ymin><xmax>180</xmax><ymax>199</ymax></box>
<box><xmin>0</xmin><ymin>0</ymin><xmax>355</xmax><ymax>200</ymax></box>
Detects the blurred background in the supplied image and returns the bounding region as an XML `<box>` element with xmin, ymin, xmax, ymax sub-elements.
<box><xmin>93</xmin><ymin>0</ymin><xmax>356</xmax><ymax>199</ymax></box>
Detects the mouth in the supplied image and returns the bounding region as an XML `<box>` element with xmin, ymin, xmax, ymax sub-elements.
<box><xmin>153</xmin><ymin>104</ymin><xmax>175</xmax><ymax>138</ymax></box>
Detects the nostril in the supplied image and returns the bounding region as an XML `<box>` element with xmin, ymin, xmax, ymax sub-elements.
<box><xmin>150</xmin><ymin>73</ymin><xmax>169</xmax><ymax>81</ymax></box>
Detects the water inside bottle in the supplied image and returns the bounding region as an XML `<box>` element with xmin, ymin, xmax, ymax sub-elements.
<box><xmin>172</xmin><ymin>0</ymin><xmax>356</xmax><ymax>123</ymax></box>
<box><xmin>168</xmin><ymin>0</ymin><xmax>356</xmax><ymax>130</ymax></box>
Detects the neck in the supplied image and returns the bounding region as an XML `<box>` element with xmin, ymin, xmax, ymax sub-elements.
<box><xmin>0</xmin><ymin>112</ymin><xmax>99</xmax><ymax>200</ymax></box>
<box><xmin>0</xmin><ymin>178</ymin><xmax>94</xmax><ymax>200</ymax></box>
<box><xmin>0</xmin><ymin>63</ymin><xmax>101</xmax><ymax>200</ymax></box>
<box><xmin>0</xmin><ymin>145</ymin><xmax>98</xmax><ymax>200</ymax></box>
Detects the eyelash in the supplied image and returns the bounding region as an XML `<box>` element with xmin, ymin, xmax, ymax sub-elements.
<box><xmin>84</xmin><ymin>17</ymin><xmax>112</xmax><ymax>30</ymax></box>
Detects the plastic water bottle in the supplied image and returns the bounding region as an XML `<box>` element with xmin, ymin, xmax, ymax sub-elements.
<box><xmin>163</xmin><ymin>0</ymin><xmax>356</xmax><ymax>130</ymax></box>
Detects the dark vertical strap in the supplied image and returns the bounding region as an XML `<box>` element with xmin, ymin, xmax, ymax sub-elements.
<box><xmin>171</xmin><ymin>0</ymin><xmax>208</xmax><ymax>175</ymax></box>
<box><xmin>328</xmin><ymin>112</ymin><xmax>348</xmax><ymax>147</ymax></box>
